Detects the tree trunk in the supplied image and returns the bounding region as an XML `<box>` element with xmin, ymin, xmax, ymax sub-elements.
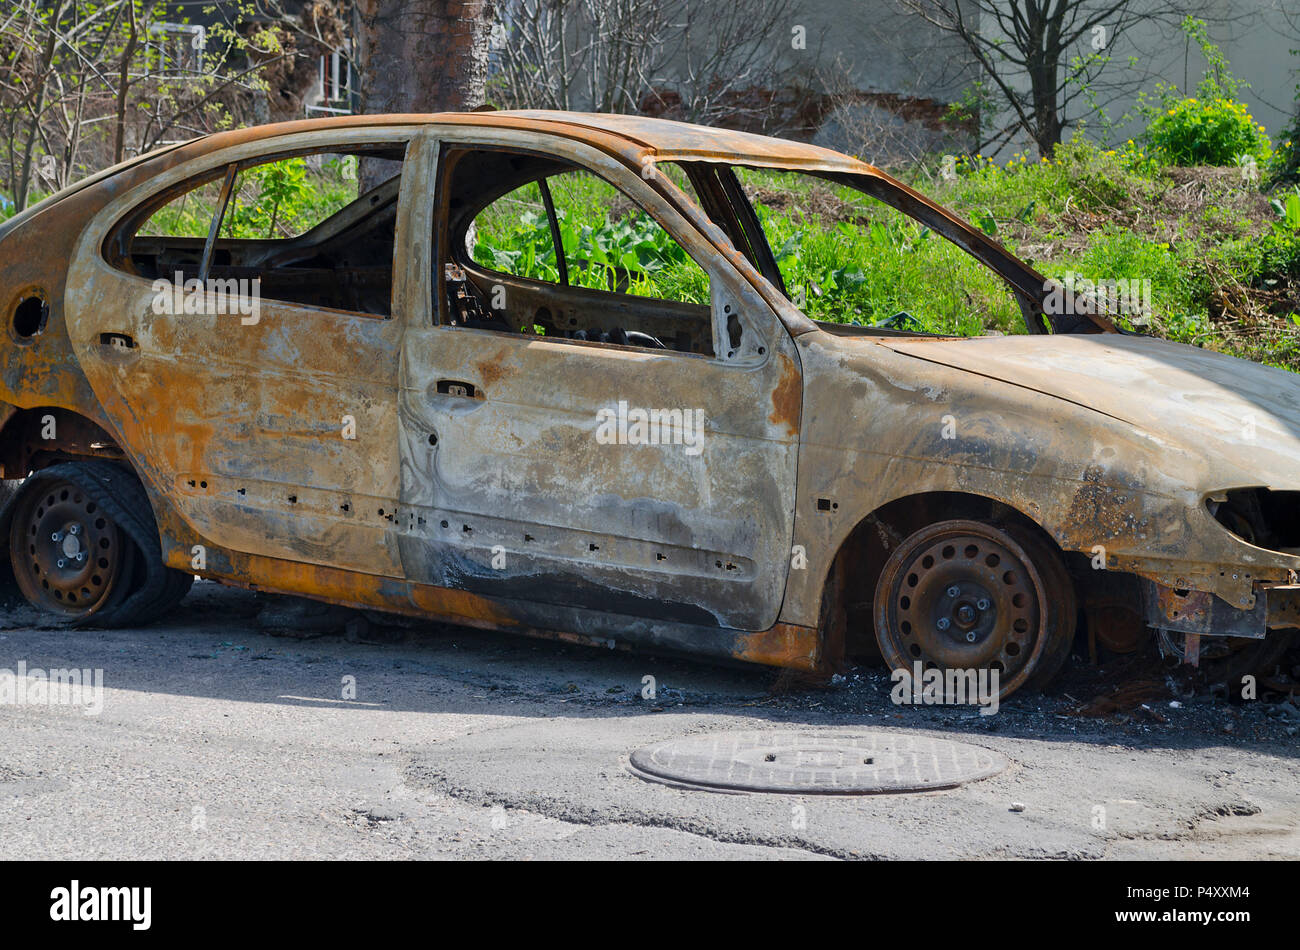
<box><xmin>1023</xmin><ymin>8</ymin><xmax>1062</xmax><ymax>158</ymax></box>
<box><xmin>355</xmin><ymin>0</ymin><xmax>496</xmax><ymax>190</ymax></box>
<box><xmin>112</xmin><ymin>0</ymin><xmax>140</xmax><ymax>166</ymax></box>
<box><xmin>15</xmin><ymin>0</ymin><xmax>70</xmax><ymax>211</ymax></box>
<box><xmin>356</xmin><ymin>0</ymin><xmax>496</xmax><ymax>114</ymax></box>
<box><xmin>1029</xmin><ymin>65</ymin><xmax>1062</xmax><ymax>156</ymax></box>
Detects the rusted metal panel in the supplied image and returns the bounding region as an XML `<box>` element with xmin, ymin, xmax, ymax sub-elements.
<box><xmin>58</xmin><ymin>128</ymin><xmax>420</xmax><ymax>579</ymax></box>
<box><xmin>879</xmin><ymin>334</ymin><xmax>1300</xmax><ymax>492</ymax></box>
<box><xmin>1266</xmin><ymin>585</ymin><xmax>1300</xmax><ymax>629</ymax></box>
<box><xmin>777</xmin><ymin>328</ymin><xmax>1300</xmax><ymax>630</ymax></box>
<box><xmin>1142</xmin><ymin>581</ymin><xmax>1266</xmax><ymax>639</ymax></box>
<box><xmin>397</xmin><ymin>326</ymin><xmax>798</xmax><ymax>630</ymax></box>
<box><xmin>399</xmin><ymin>127</ymin><xmax>801</xmax><ymax>633</ymax></box>
<box><xmin>147</xmin><ymin>489</ymin><xmax>822</xmax><ymax>670</ymax></box>
<box><xmin>495</xmin><ymin>110</ymin><xmax>866</xmax><ymax>170</ymax></box>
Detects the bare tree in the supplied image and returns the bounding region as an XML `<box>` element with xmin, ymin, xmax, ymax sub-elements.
<box><xmin>665</xmin><ymin>0</ymin><xmax>818</xmax><ymax>131</ymax></box>
<box><xmin>898</xmin><ymin>0</ymin><xmax>1208</xmax><ymax>157</ymax></box>
<box><xmin>492</xmin><ymin>0</ymin><xmax>669</xmax><ymax>113</ymax></box>
<box><xmin>0</xmin><ymin>0</ymin><xmax>291</xmax><ymax>213</ymax></box>
<box><xmin>491</xmin><ymin>0</ymin><xmax>819</xmax><ymax>133</ymax></box>
<box><xmin>814</xmin><ymin>55</ymin><xmax>975</xmax><ymax>168</ymax></box>
<box><xmin>2</xmin><ymin>0</ymin><xmax>79</xmax><ymax>209</ymax></box>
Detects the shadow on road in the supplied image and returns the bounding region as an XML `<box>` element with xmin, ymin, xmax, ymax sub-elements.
<box><xmin>0</xmin><ymin>579</ymin><xmax>1295</xmax><ymax>757</ymax></box>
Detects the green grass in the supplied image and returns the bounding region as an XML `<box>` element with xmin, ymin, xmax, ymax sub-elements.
<box><xmin>932</xmin><ymin>141</ymin><xmax>1161</xmax><ymax>222</ymax></box>
<box><xmin>223</xmin><ymin>155</ymin><xmax>358</xmax><ymax>240</ymax></box>
<box><xmin>471</xmin><ymin>171</ymin><xmax>710</xmax><ymax>306</ymax></box>
<box><xmin>914</xmin><ymin>140</ymin><xmax>1300</xmax><ymax>368</ymax></box>
<box><xmin>0</xmin><ymin>188</ymin><xmax>50</xmax><ymax>223</ymax></box>
<box><xmin>139</xmin><ymin>155</ymin><xmax>360</xmax><ymax>239</ymax></box>
<box><xmin>738</xmin><ymin>167</ymin><xmax>1023</xmax><ymax>335</ymax></box>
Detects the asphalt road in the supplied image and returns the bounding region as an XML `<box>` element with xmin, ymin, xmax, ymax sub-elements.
<box><xmin>1</xmin><ymin>581</ymin><xmax>1297</xmax><ymax>860</ymax></box>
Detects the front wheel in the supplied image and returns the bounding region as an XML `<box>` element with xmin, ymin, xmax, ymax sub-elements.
<box><xmin>873</xmin><ymin>519</ymin><xmax>1077</xmax><ymax>702</ymax></box>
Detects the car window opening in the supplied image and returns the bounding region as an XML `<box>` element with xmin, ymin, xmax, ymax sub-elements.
<box><xmin>725</xmin><ymin>166</ymin><xmax>1027</xmax><ymax>339</ymax></box>
<box><xmin>438</xmin><ymin>145</ymin><xmax>714</xmax><ymax>356</ymax></box>
<box><xmin>108</xmin><ymin>144</ymin><xmax>408</xmax><ymax>318</ymax></box>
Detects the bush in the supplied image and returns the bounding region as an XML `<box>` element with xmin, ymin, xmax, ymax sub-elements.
<box><xmin>1138</xmin><ymin>17</ymin><xmax>1271</xmax><ymax>168</ymax></box>
<box><xmin>1144</xmin><ymin>97</ymin><xmax>1271</xmax><ymax>167</ymax></box>
<box><xmin>1271</xmin><ymin>131</ymin><xmax>1300</xmax><ymax>186</ymax></box>
<box><xmin>1260</xmin><ymin>222</ymin><xmax>1300</xmax><ymax>278</ymax></box>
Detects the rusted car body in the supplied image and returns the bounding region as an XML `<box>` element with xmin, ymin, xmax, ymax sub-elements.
<box><xmin>1</xmin><ymin>110</ymin><xmax>1297</xmax><ymax>700</ymax></box>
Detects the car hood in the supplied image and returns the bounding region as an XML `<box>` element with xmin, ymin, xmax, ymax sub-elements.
<box><xmin>876</xmin><ymin>333</ymin><xmax>1300</xmax><ymax>491</ymax></box>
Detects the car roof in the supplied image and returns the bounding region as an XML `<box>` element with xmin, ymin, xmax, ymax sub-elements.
<box><xmin>1</xmin><ymin>111</ymin><xmax>870</xmax><ymax>238</ymax></box>
<box><xmin>164</xmin><ymin>110</ymin><xmax>873</xmax><ymax>174</ymax></box>
<box><xmin>488</xmin><ymin>111</ymin><xmax>870</xmax><ymax>171</ymax></box>
<box><xmin>10</xmin><ymin>110</ymin><xmax>1097</xmax><ymax>333</ymax></box>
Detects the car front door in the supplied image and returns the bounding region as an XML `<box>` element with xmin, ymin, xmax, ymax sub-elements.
<box><xmin>395</xmin><ymin>129</ymin><xmax>801</xmax><ymax>631</ymax></box>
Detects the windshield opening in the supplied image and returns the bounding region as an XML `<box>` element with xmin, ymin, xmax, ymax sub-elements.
<box><xmin>720</xmin><ymin>166</ymin><xmax>1027</xmax><ymax>337</ymax></box>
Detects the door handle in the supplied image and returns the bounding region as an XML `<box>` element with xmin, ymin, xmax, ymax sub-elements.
<box><xmin>98</xmin><ymin>332</ymin><xmax>136</xmax><ymax>350</ymax></box>
<box><xmin>435</xmin><ymin>380</ymin><xmax>477</xmax><ymax>398</ymax></box>
<box><xmin>425</xmin><ymin>379</ymin><xmax>484</xmax><ymax>417</ymax></box>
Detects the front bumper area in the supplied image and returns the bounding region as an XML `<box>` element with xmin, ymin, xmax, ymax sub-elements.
<box><xmin>1143</xmin><ymin>581</ymin><xmax>1300</xmax><ymax>640</ymax></box>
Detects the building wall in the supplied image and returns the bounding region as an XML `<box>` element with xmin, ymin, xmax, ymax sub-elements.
<box><xmin>797</xmin><ymin>0</ymin><xmax>981</xmax><ymax>164</ymax></box>
<box><xmin>1076</xmin><ymin>3</ymin><xmax>1296</xmax><ymax>151</ymax></box>
<box><xmin>765</xmin><ymin>0</ymin><xmax>1295</xmax><ymax>163</ymax></box>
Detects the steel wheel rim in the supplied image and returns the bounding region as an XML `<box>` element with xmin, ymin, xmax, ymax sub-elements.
<box><xmin>877</xmin><ymin>522</ymin><xmax>1050</xmax><ymax>699</ymax></box>
<box><xmin>10</xmin><ymin>479</ymin><xmax>125</xmax><ymax>618</ymax></box>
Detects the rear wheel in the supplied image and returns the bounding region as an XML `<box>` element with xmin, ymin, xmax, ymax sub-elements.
<box><xmin>874</xmin><ymin>519</ymin><xmax>1077</xmax><ymax>702</ymax></box>
<box><xmin>6</xmin><ymin>462</ymin><xmax>191</xmax><ymax>626</ymax></box>
<box><xmin>9</xmin><ymin>478</ymin><xmax>129</xmax><ymax>620</ymax></box>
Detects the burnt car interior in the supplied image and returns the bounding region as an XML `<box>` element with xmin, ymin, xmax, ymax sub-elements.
<box><xmin>438</xmin><ymin>146</ymin><xmax>720</xmax><ymax>356</ymax></box>
<box><xmin>103</xmin><ymin>143</ymin><xmax>406</xmax><ymax>318</ymax></box>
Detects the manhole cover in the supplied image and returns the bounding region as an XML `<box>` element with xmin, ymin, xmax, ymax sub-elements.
<box><xmin>627</xmin><ymin>731</ymin><xmax>1007</xmax><ymax>794</ymax></box>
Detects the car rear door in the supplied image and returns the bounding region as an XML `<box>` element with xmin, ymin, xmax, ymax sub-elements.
<box><xmin>66</xmin><ymin>128</ymin><xmax>418</xmax><ymax>579</ymax></box>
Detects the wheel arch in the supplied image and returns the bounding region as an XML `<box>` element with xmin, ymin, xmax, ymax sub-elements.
<box><xmin>815</xmin><ymin>489</ymin><xmax>1075</xmax><ymax>661</ymax></box>
<box><xmin>0</xmin><ymin>409</ymin><xmax>158</xmax><ymax>567</ymax></box>
<box><xmin>2</xmin><ymin>456</ymin><xmax>191</xmax><ymax>625</ymax></box>
<box><xmin>0</xmin><ymin>406</ymin><xmax>126</xmax><ymax>478</ymax></box>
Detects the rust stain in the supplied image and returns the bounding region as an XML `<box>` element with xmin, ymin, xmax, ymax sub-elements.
<box><xmin>474</xmin><ymin>354</ymin><xmax>509</xmax><ymax>390</ymax></box>
<box><xmin>734</xmin><ymin>623</ymin><xmax>821</xmax><ymax>671</ymax></box>
<box><xmin>768</xmin><ymin>352</ymin><xmax>800</xmax><ymax>436</ymax></box>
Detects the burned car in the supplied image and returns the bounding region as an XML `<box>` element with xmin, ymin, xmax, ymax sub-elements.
<box><xmin>1</xmin><ymin>111</ymin><xmax>1297</xmax><ymax>701</ymax></box>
